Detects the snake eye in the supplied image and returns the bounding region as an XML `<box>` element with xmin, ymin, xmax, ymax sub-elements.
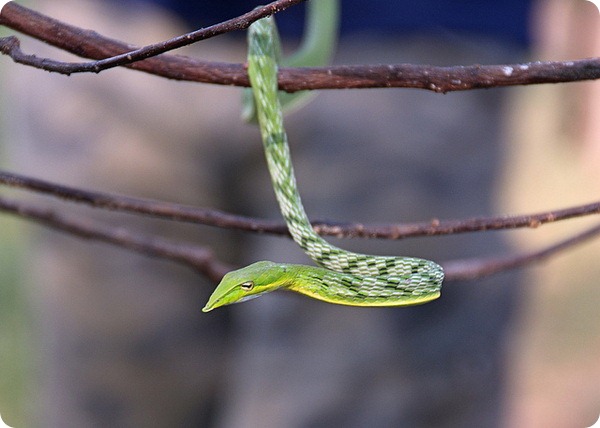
<box><xmin>240</xmin><ymin>281</ymin><xmax>254</xmax><ymax>291</ymax></box>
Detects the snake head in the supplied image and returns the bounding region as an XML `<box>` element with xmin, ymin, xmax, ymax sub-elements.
<box><xmin>202</xmin><ymin>261</ymin><xmax>290</xmax><ymax>312</ymax></box>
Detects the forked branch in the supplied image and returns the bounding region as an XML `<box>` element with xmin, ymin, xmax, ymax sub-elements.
<box><xmin>1</xmin><ymin>170</ymin><xmax>600</xmax><ymax>240</ymax></box>
<box><xmin>1</xmin><ymin>194</ymin><xmax>598</xmax><ymax>283</ymax></box>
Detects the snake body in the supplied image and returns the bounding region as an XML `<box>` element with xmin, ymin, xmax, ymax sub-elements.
<box><xmin>202</xmin><ymin>16</ymin><xmax>443</xmax><ymax>312</ymax></box>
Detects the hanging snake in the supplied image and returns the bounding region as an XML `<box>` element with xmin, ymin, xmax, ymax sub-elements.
<box><xmin>202</xmin><ymin>13</ymin><xmax>443</xmax><ymax>312</ymax></box>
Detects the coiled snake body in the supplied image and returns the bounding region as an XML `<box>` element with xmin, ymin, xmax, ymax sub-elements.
<box><xmin>202</xmin><ymin>16</ymin><xmax>443</xmax><ymax>312</ymax></box>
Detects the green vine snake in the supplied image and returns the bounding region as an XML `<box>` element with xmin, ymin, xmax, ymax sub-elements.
<box><xmin>203</xmin><ymin>9</ymin><xmax>444</xmax><ymax>312</ymax></box>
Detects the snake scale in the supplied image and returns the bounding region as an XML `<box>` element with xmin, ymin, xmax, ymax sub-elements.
<box><xmin>203</xmin><ymin>15</ymin><xmax>443</xmax><ymax>312</ymax></box>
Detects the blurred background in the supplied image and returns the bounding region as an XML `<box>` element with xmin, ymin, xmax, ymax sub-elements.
<box><xmin>0</xmin><ymin>0</ymin><xmax>599</xmax><ymax>426</ymax></box>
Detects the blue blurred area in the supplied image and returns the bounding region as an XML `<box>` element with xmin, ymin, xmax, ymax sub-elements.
<box><xmin>138</xmin><ymin>0</ymin><xmax>532</xmax><ymax>46</ymax></box>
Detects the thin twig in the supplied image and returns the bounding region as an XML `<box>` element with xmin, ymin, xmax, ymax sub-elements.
<box><xmin>442</xmin><ymin>223</ymin><xmax>600</xmax><ymax>280</ymax></box>
<box><xmin>0</xmin><ymin>0</ymin><xmax>305</xmax><ymax>75</ymax></box>
<box><xmin>0</xmin><ymin>195</ymin><xmax>229</xmax><ymax>282</ymax></box>
<box><xmin>1</xmin><ymin>170</ymin><xmax>600</xmax><ymax>240</ymax></box>
<box><xmin>2</xmin><ymin>2</ymin><xmax>600</xmax><ymax>92</ymax></box>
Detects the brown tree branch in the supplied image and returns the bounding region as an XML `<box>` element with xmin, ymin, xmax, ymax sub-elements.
<box><xmin>2</xmin><ymin>2</ymin><xmax>600</xmax><ymax>92</ymax></box>
<box><xmin>1</xmin><ymin>193</ymin><xmax>599</xmax><ymax>284</ymax></box>
<box><xmin>2</xmin><ymin>170</ymin><xmax>600</xmax><ymax>240</ymax></box>
<box><xmin>0</xmin><ymin>195</ymin><xmax>229</xmax><ymax>282</ymax></box>
<box><xmin>442</xmin><ymin>223</ymin><xmax>600</xmax><ymax>280</ymax></box>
